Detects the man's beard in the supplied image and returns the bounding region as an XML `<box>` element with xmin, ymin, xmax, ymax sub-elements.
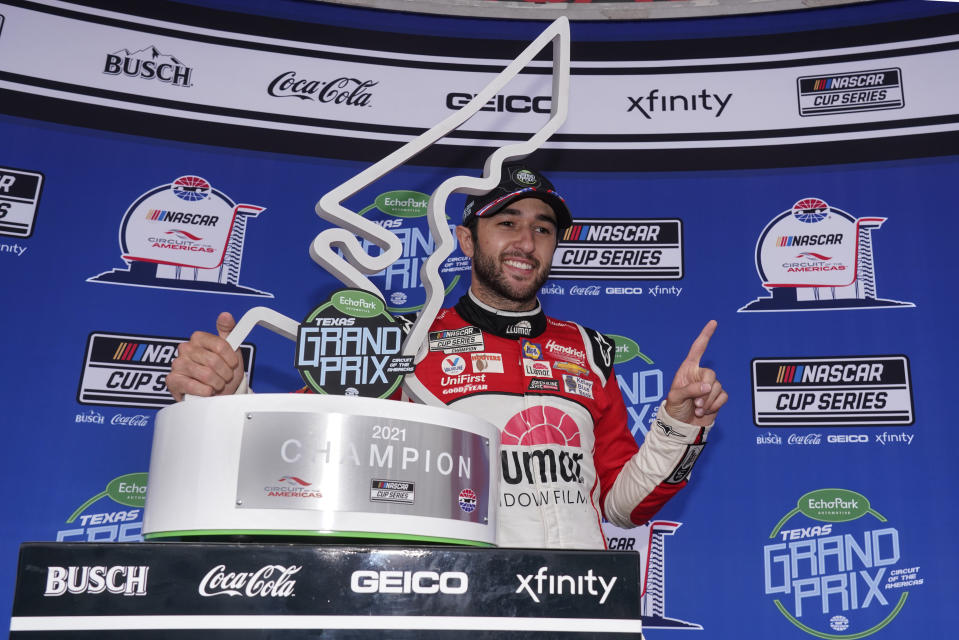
<box><xmin>472</xmin><ymin>247</ymin><xmax>550</xmax><ymax>307</ymax></box>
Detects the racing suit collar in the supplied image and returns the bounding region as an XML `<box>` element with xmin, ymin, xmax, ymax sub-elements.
<box><xmin>454</xmin><ymin>289</ymin><xmax>548</xmax><ymax>339</ymax></box>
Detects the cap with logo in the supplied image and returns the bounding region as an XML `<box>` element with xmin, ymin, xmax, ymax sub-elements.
<box><xmin>462</xmin><ymin>164</ymin><xmax>572</xmax><ymax>230</ymax></box>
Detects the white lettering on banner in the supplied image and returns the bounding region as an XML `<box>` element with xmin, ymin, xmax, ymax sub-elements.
<box><xmin>198</xmin><ymin>564</ymin><xmax>301</xmax><ymax>597</ymax></box>
<box><xmin>350</xmin><ymin>570</ymin><xmax>468</xmax><ymax>594</ymax></box>
<box><xmin>44</xmin><ymin>566</ymin><xmax>149</xmax><ymax>596</ymax></box>
<box><xmin>515</xmin><ymin>566</ymin><xmax>618</xmax><ymax>605</ymax></box>
<box><xmin>1</xmin><ymin>6</ymin><xmax>955</xmax><ymax>148</ymax></box>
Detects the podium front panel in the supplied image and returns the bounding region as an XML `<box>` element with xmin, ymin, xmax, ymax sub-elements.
<box><xmin>10</xmin><ymin>542</ymin><xmax>643</xmax><ymax>638</ymax></box>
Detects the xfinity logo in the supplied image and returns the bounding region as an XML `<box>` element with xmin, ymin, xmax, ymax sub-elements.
<box><xmin>446</xmin><ymin>92</ymin><xmax>550</xmax><ymax>114</ymax></box>
<box><xmin>516</xmin><ymin>566</ymin><xmax>617</xmax><ymax>604</ymax></box>
<box><xmin>627</xmin><ymin>89</ymin><xmax>732</xmax><ymax>118</ymax></box>
<box><xmin>350</xmin><ymin>570</ymin><xmax>468</xmax><ymax>594</ymax></box>
<box><xmin>198</xmin><ymin>564</ymin><xmax>300</xmax><ymax>597</ymax></box>
<box><xmin>45</xmin><ymin>565</ymin><xmax>148</xmax><ymax>596</ymax></box>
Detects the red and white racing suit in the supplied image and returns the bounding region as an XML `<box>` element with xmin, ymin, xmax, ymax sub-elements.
<box><xmin>402</xmin><ymin>292</ymin><xmax>712</xmax><ymax>549</ymax></box>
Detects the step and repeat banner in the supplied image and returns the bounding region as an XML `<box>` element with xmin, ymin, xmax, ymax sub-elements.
<box><xmin>0</xmin><ymin>0</ymin><xmax>957</xmax><ymax>637</ymax></box>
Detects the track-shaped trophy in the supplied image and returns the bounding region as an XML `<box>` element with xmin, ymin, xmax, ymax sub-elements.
<box><xmin>143</xmin><ymin>18</ymin><xmax>571</xmax><ymax>546</ymax></box>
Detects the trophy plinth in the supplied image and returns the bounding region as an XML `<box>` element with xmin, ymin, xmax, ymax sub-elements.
<box><xmin>143</xmin><ymin>394</ymin><xmax>498</xmax><ymax>546</ymax></box>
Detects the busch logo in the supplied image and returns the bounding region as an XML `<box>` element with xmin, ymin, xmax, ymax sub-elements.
<box><xmin>45</xmin><ymin>565</ymin><xmax>148</xmax><ymax>596</ymax></box>
<box><xmin>268</xmin><ymin>72</ymin><xmax>376</xmax><ymax>107</ymax></box>
<box><xmin>103</xmin><ymin>46</ymin><xmax>192</xmax><ymax>87</ymax></box>
<box><xmin>198</xmin><ymin>564</ymin><xmax>301</xmax><ymax>597</ymax></box>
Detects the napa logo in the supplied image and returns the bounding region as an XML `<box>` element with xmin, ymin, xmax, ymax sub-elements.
<box><xmin>763</xmin><ymin>489</ymin><xmax>921</xmax><ymax>638</ymax></box>
<box><xmin>610</xmin><ymin>335</ymin><xmax>663</xmax><ymax>438</ymax></box>
<box><xmin>56</xmin><ymin>473</ymin><xmax>148</xmax><ymax>542</ymax></box>
<box><xmin>354</xmin><ymin>190</ymin><xmax>469</xmax><ymax>312</ymax></box>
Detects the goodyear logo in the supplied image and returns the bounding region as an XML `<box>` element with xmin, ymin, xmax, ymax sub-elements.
<box><xmin>751</xmin><ymin>355</ymin><xmax>913</xmax><ymax>427</ymax></box>
<box><xmin>552</xmin><ymin>219</ymin><xmax>683</xmax><ymax>280</ymax></box>
<box><xmin>797</xmin><ymin>68</ymin><xmax>904</xmax><ymax>116</ymax></box>
<box><xmin>77</xmin><ymin>332</ymin><xmax>254</xmax><ymax>408</ymax></box>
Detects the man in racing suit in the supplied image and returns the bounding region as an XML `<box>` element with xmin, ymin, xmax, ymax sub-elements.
<box><xmin>167</xmin><ymin>164</ymin><xmax>727</xmax><ymax>549</ymax></box>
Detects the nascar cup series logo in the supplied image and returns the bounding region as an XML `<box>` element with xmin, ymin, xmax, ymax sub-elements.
<box><xmin>553</xmin><ymin>219</ymin><xmax>683</xmax><ymax>280</ymax></box>
<box><xmin>740</xmin><ymin>198</ymin><xmax>912</xmax><ymax>312</ymax></box>
<box><xmin>352</xmin><ymin>190</ymin><xmax>469</xmax><ymax>312</ymax></box>
<box><xmin>763</xmin><ymin>489</ymin><xmax>921</xmax><ymax>639</ymax></box>
<box><xmin>88</xmin><ymin>176</ymin><xmax>271</xmax><ymax>296</ymax></box>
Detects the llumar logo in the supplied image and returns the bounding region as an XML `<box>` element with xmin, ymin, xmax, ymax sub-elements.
<box><xmin>763</xmin><ymin>489</ymin><xmax>921</xmax><ymax>638</ymax></box>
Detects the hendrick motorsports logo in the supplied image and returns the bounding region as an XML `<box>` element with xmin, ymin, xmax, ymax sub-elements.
<box><xmin>77</xmin><ymin>331</ymin><xmax>254</xmax><ymax>408</ymax></box>
<box><xmin>0</xmin><ymin>166</ymin><xmax>44</xmax><ymax>238</ymax></box>
<box><xmin>88</xmin><ymin>175</ymin><xmax>270</xmax><ymax>296</ymax></box>
<box><xmin>797</xmin><ymin>68</ymin><xmax>904</xmax><ymax>117</ymax></box>
<box><xmin>553</xmin><ymin>219</ymin><xmax>682</xmax><ymax>280</ymax></box>
<box><xmin>740</xmin><ymin>198</ymin><xmax>913</xmax><ymax>312</ymax></box>
<box><xmin>751</xmin><ymin>355</ymin><xmax>913</xmax><ymax>427</ymax></box>
<box><xmin>764</xmin><ymin>489</ymin><xmax>921</xmax><ymax>638</ymax></box>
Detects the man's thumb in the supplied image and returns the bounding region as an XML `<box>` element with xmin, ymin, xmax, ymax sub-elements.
<box><xmin>215</xmin><ymin>312</ymin><xmax>236</xmax><ymax>340</ymax></box>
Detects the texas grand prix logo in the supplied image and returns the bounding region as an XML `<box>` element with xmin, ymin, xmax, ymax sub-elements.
<box><xmin>739</xmin><ymin>198</ymin><xmax>912</xmax><ymax>312</ymax></box>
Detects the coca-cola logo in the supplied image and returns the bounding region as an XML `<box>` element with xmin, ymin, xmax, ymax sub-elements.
<box><xmin>267</xmin><ymin>72</ymin><xmax>376</xmax><ymax>107</ymax></box>
<box><xmin>111</xmin><ymin>414</ymin><xmax>150</xmax><ymax>427</ymax></box>
<box><xmin>787</xmin><ymin>433</ymin><xmax>823</xmax><ymax>445</ymax></box>
<box><xmin>198</xmin><ymin>564</ymin><xmax>301</xmax><ymax>598</ymax></box>
<box><xmin>570</xmin><ymin>285</ymin><xmax>601</xmax><ymax>296</ymax></box>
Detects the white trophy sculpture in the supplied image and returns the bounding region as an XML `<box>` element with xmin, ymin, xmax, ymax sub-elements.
<box><xmin>143</xmin><ymin>18</ymin><xmax>571</xmax><ymax>547</ymax></box>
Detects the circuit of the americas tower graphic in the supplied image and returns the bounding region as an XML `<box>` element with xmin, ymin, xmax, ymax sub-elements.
<box><xmin>604</xmin><ymin>519</ymin><xmax>702</xmax><ymax>630</ymax></box>
<box><xmin>739</xmin><ymin>198</ymin><xmax>912</xmax><ymax>312</ymax></box>
<box><xmin>88</xmin><ymin>175</ymin><xmax>272</xmax><ymax>297</ymax></box>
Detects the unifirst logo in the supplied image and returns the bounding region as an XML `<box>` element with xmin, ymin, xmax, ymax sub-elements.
<box><xmin>45</xmin><ymin>566</ymin><xmax>148</xmax><ymax>596</ymax></box>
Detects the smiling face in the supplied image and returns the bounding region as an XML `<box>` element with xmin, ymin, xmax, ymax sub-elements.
<box><xmin>456</xmin><ymin>197</ymin><xmax>559</xmax><ymax>312</ymax></box>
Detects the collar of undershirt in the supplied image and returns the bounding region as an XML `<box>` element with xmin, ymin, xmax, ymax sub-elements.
<box><xmin>454</xmin><ymin>289</ymin><xmax>548</xmax><ymax>339</ymax></box>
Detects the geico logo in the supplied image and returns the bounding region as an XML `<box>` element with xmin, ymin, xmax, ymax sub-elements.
<box><xmin>827</xmin><ymin>434</ymin><xmax>869</xmax><ymax>443</ymax></box>
<box><xmin>350</xmin><ymin>570</ymin><xmax>468</xmax><ymax>594</ymax></box>
<box><xmin>605</xmin><ymin>287</ymin><xmax>643</xmax><ymax>295</ymax></box>
<box><xmin>106</xmin><ymin>371</ymin><xmax>167</xmax><ymax>392</ymax></box>
<box><xmin>445</xmin><ymin>92</ymin><xmax>551</xmax><ymax>114</ymax></box>
<box><xmin>45</xmin><ymin>565</ymin><xmax>149</xmax><ymax>596</ymax></box>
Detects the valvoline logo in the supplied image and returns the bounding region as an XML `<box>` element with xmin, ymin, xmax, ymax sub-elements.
<box><xmin>501</xmin><ymin>406</ymin><xmax>581</xmax><ymax>447</ymax></box>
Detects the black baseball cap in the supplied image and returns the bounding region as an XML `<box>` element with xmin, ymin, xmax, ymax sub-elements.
<box><xmin>462</xmin><ymin>164</ymin><xmax>572</xmax><ymax>230</ymax></box>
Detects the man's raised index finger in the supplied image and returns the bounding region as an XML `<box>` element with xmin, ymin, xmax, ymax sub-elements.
<box><xmin>684</xmin><ymin>320</ymin><xmax>718</xmax><ymax>364</ymax></box>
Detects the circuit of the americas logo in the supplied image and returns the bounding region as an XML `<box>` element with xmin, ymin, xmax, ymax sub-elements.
<box><xmin>764</xmin><ymin>489</ymin><xmax>921</xmax><ymax>639</ymax></box>
<box><xmin>751</xmin><ymin>355</ymin><xmax>913</xmax><ymax>427</ymax></box>
<box><xmin>552</xmin><ymin>219</ymin><xmax>683</xmax><ymax>280</ymax></box>
<box><xmin>797</xmin><ymin>68</ymin><xmax>904</xmax><ymax>117</ymax></box>
<box><xmin>603</xmin><ymin>520</ymin><xmax>701</xmax><ymax>630</ymax></box>
<box><xmin>77</xmin><ymin>332</ymin><xmax>254</xmax><ymax>408</ymax></box>
<box><xmin>0</xmin><ymin>166</ymin><xmax>44</xmax><ymax>238</ymax></box>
